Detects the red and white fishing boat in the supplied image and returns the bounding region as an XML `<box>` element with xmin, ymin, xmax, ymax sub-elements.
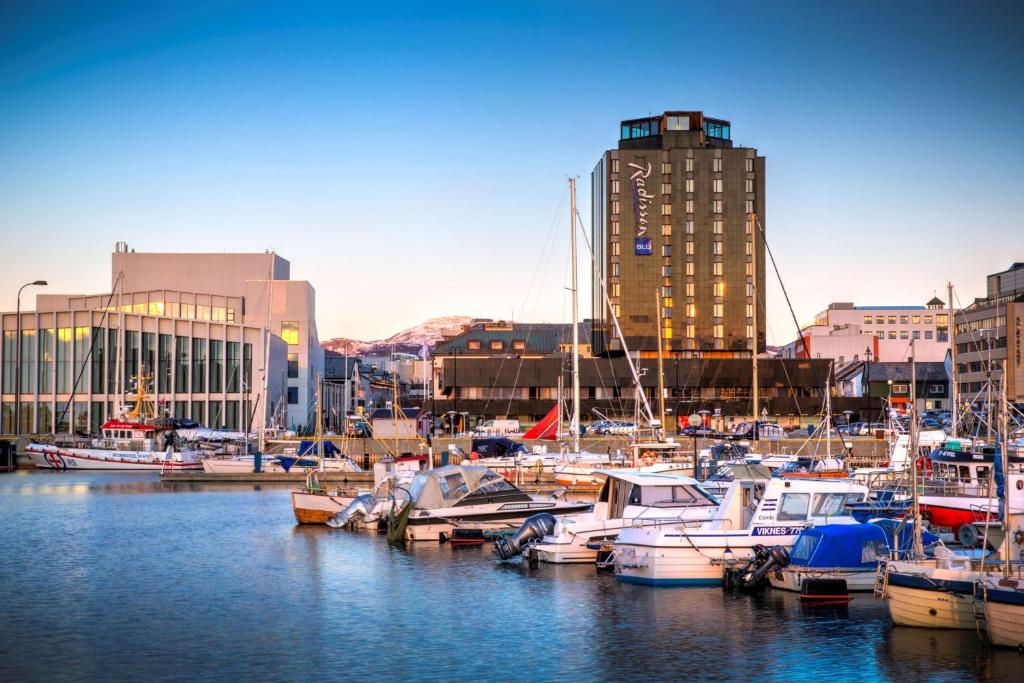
<box><xmin>918</xmin><ymin>442</ymin><xmax>1024</xmax><ymax>535</ymax></box>
<box><xmin>27</xmin><ymin>376</ymin><xmax>204</xmax><ymax>471</ymax></box>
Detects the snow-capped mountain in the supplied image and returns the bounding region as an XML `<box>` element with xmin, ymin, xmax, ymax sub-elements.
<box><xmin>321</xmin><ymin>316</ymin><xmax>472</xmax><ymax>357</ymax></box>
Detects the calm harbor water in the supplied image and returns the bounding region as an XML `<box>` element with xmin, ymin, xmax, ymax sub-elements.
<box><xmin>1</xmin><ymin>471</ymin><xmax>1019</xmax><ymax>682</ymax></box>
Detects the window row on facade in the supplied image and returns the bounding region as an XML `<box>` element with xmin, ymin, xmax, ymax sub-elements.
<box><xmin>0</xmin><ymin>397</ymin><xmax>250</xmax><ymax>434</ymax></box>
<box><xmin>1</xmin><ymin>328</ymin><xmax>252</xmax><ymax>398</ymax></box>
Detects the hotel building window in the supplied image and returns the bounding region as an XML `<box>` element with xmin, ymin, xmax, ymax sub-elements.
<box><xmin>685</xmin><ymin>262</ymin><xmax>694</xmax><ymax>276</ymax></box>
<box><xmin>686</xmin><ymin>304</ymin><xmax>696</xmax><ymax>318</ymax></box>
<box><xmin>685</xmin><ymin>179</ymin><xmax>694</xmax><ymax>193</ymax></box>
<box><xmin>912</xmin><ymin>315</ymin><xmax>920</xmax><ymax>324</ymax></box>
<box><xmin>745</xmin><ymin>158</ymin><xmax>754</xmax><ymax>172</ymax></box>
<box><xmin>158</xmin><ymin>334</ymin><xmax>172</xmax><ymax>393</ymax></box>
<box><xmin>281</xmin><ymin>321</ymin><xmax>300</xmax><ymax>346</ymax></box>
<box><xmin>712</xmin><ymin>199</ymin><xmax>723</xmax><ymax>213</ymax></box>
<box><xmin>745</xmin><ymin>179</ymin><xmax>754</xmax><ymax>193</ymax></box>
<box><xmin>900</xmin><ymin>331</ymin><xmax>909</xmax><ymax>340</ymax></box>
<box><xmin>712</xmin><ymin>241</ymin><xmax>723</xmax><ymax>255</ymax></box>
<box><xmin>512</xmin><ymin>340</ymin><xmax>526</xmax><ymax>351</ymax></box>
<box><xmin>888</xmin><ymin>331</ymin><xmax>896</xmax><ymax>340</ymax></box>
<box><xmin>864</xmin><ymin>315</ymin><xmax>872</xmax><ymax>324</ymax></box>
<box><xmin>662</xmin><ymin>245</ymin><xmax>672</xmax><ymax>257</ymax></box>
<box><xmin>611</xmin><ymin>242</ymin><xmax>620</xmax><ymax>256</ymax></box>
<box><xmin>875</xmin><ymin>316</ymin><xmax>884</xmax><ymax>324</ymax></box>
<box><xmin>713</xmin><ymin>262</ymin><xmax>723</xmax><ymax>276</ymax></box>
<box><xmin>713</xmin><ymin>220</ymin><xmax>723</xmax><ymax>234</ymax></box>
<box><xmin>661</xmin><ymin>183</ymin><xmax>671</xmax><ymax>194</ymax></box>
<box><xmin>612</xmin><ymin>159</ymin><xmax>619</xmax><ymax>173</ymax></box>
<box><xmin>611</xmin><ymin>180</ymin><xmax>620</xmax><ymax>193</ymax></box>
<box><xmin>685</xmin><ymin>220</ymin><xmax>694</xmax><ymax>234</ymax></box>
<box><xmin>900</xmin><ymin>315</ymin><xmax>909</xmax><ymax>324</ymax></box>
<box><xmin>712</xmin><ymin>178</ymin><xmax>723</xmax><ymax>193</ymax></box>
<box><xmin>713</xmin><ymin>158</ymin><xmax>722</xmax><ymax>172</ymax></box>
<box><xmin>489</xmin><ymin>340</ymin><xmax>504</xmax><ymax>351</ymax></box>
<box><xmin>611</xmin><ymin>221</ymin><xmax>620</xmax><ymax>235</ymax></box>
<box><xmin>167</xmin><ymin>302</ymin><xmax>181</xmax><ymax>318</ymax></box>
<box><xmin>744</xmin><ymin>200</ymin><xmax>754</xmax><ymax>213</ymax></box>
<box><xmin>686</xmin><ymin>283</ymin><xmax>695</xmax><ymax>297</ymax></box>
<box><xmin>713</xmin><ymin>281</ymin><xmax>725</xmax><ymax>297</ymax></box>
<box><xmin>661</xmin><ymin>224</ymin><xmax>672</xmax><ymax>237</ymax></box>
<box><xmin>713</xmin><ymin>303</ymin><xmax>724</xmax><ymax>317</ymax></box>
<box><xmin>212</xmin><ymin>307</ymin><xmax>227</xmax><ymax>322</ymax></box>
<box><xmin>714</xmin><ymin>324</ymin><xmax>724</xmax><ymax>338</ymax></box>
<box><xmin>197</xmin><ymin>305</ymin><xmax>211</xmax><ymax>321</ymax></box>
<box><xmin>38</xmin><ymin>329</ymin><xmax>54</xmax><ymax>394</ymax></box>
<box><xmin>924</xmin><ymin>316</ymin><xmax>933</xmax><ymax>324</ymax></box>
<box><xmin>661</xmin><ymin>204</ymin><xmax>671</xmax><ymax>216</ymax></box>
<box><xmin>468</xmin><ymin>340</ymin><xmax>481</xmax><ymax>350</ymax></box>
<box><xmin>612</xmin><ymin>200</ymin><xmax>620</xmax><ymax>214</ymax></box>
<box><xmin>182</xmin><ymin>303</ymin><xmax>195</xmax><ymax>319</ymax></box>
<box><xmin>685</xmin><ymin>199</ymin><xmax>694</xmax><ymax>213</ymax></box>
<box><xmin>888</xmin><ymin>316</ymin><xmax>897</xmax><ymax>325</ymax></box>
<box><xmin>685</xmin><ymin>158</ymin><xmax>694</xmax><ymax>172</ymax></box>
<box><xmin>685</xmin><ymin>241</ymin><xmax>694</xmax><ymax>255</ymax></box>
<box><xmin>662</xmin><ymin>265</ymin><xmax>672</xmax><ymax>277</ymax></box>
<box><xmin>611</xmin><ymin>262</ymin><xmax>620</xmax><ymax>277</ymax></box>
<box><xmin>686</xmin><ymin>324</ymin><xmax>695</xmax><ymax>338</ymax></box>
<box><xmin>662</xmin><ymin>162</ymin><xmax>671</xmax><ymax>173</ymax></box>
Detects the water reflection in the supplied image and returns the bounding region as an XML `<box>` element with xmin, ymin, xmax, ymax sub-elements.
<box><xmin>1</xmin><ymin>471</ymin><xmax>1021</xmax><ymax>682</ymax></box>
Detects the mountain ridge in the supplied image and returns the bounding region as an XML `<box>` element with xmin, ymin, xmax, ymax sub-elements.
<box><xmin>321</xmin><ymin>315</ymin><xmax>473</xmax><ymax>357</ymax></box>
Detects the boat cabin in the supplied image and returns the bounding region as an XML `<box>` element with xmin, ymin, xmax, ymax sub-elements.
<box><xmin>707</xmin><ymin>477</ymin><xmax>868</xmax><ymax>532</ymax></box>
<box><xmin>925</xmin><ymin>445</ymin><xmax>1024</xmax><ymax>496</ymax></box>
<box><xmin>100</xmin><ymin>420</ymin><xmax>159</xmax><ymax>450</ymax></box>
<box><xmin>595</xmin><ymin>471</ymin><xmax>719</xmax><ymax>519</ymax></box>
<box><xmin>406</xmin><ymin>465</ymin><xmax>538</xmax><ymax>511</ymax></box>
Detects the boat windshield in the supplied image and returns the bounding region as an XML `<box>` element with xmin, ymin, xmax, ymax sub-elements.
<box><xmin>629</xmin><ymin>484</ymin><xmax>717</xmax><ymax>508</ymax></box>
<box><xmin>476</xmin><ymin>473</ymin><xmax>518</xmax><ymax>494</ymax></box>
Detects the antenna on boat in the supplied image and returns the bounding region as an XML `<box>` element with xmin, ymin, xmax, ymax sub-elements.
<box><xmin>568</xmin><ymin>177</ymin><xmax>581</xmax><ymax>455</ymax></box>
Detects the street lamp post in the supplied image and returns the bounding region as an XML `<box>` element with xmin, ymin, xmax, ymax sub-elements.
<box><xmin>15</xmin><ymin>280</ymin><xmax>47</xmax><ymax>435</ymax></box>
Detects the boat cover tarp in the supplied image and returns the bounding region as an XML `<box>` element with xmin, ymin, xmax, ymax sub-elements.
<box><xmin>870</xmin><ymin>518</ymin><xmax>940</xmax><ymax>558</ymax></box>
<box><xmin>789</xmin><ymin>524</ymin><xmax>889</xmax><ymax>569</ymax></box>
<box><xmin>406</xmin><ymin>465</ymin><xmax>509</xmax><ymax>510</ymax></box>
<box><xmin>472</xmin><ymin>437</ymin><xmax>527</xmax><ymax>457</ymax></box>
<box><xmin>297</xmin><ymin>440</ymin><xmax>341</xmax><ymax>457</ymax></box>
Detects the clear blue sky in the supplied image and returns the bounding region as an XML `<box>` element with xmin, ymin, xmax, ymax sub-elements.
<box><xmin>2</xmin><ymin>0</ymin><xmax>1022</xmax><ymax>343</ymax></box>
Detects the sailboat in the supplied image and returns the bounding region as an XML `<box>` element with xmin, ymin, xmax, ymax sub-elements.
<box><xmin>880</xmin><ymin>351</ymin><xmax>1022</xmax><ymax>629</ymax></box>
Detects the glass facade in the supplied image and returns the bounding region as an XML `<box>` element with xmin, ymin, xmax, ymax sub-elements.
<box><xmin>225</xmin><ymin>401</ymin><xmax>239</xmax><ymax>430</ymax></box>
<box><xmin>73</xmin><ymin>327</ymin><xmax>90</xmax><ymax>393</ymax></box>
<box><xmin>142</xmin><ymin>332</ymin><xmax>156</xmax><ymax>391</ymax></box>
<box><xmin>191</xmin><ymin>400</ymin><xmax>206</xmax><ymax>426</ymax></box>
<box><xmin>192</xmin><ymin>338</ymin><xmax>207</xmax><ymax>393</ymax></box>
<box><xmin>209</xmin><ymin>340</ymin><xmax>223</xmax><ymax>393</ymax></box>
<box><xmin>158</xmin><ymin>334</ymin><xmax>172</xmax><ymax>393</ymax></box>
<box><xmin>91</xmin><ymin>327</ymin><xmax>105</xmax><ymax>394</ymax></box>
<box><xmin>243</xmin><ymin>343</ymin><xmax>252</xmax><ymax>393</ymax></box>
<box><xmin>56</xmin><ymin>328</ymin><xmax>72</xmax><ymax>393</ymax></box>
<box><xmin>209</xmin><ymin>400</ymin><xmax>223</xmax><ymax>428</ymax></box>
<box><xmin>175</xmin><ymin>336</ymin><xmax>189</xmax><ymax>393</ymax></box>
<box><xmin>107</xmin><ymin>328</ymin><xmax>118</xmax><ymax>394</ymax></box>
<box><xmin>124</xmin><ymin>330</ymin><xmax>138</xmax><ymax>385</ymax></box>
<box><xmin>37</xmin><ymin>402</ymin><xmax>52</xmax><ymax>433</ymax></box>
<box><xmin>20</xmin><ymin>329</ymin><xmax>36</xmax><ymax>393</ymax></box>
<box><xmin>1</xmin><ymin>331</ymin><xmax>14</xmax><ymax>393</ymax></box>
<box><xmin>226</xmin><ymin>342</ymin><xmax>240</xmax><ymax>393</ymax></box>
<box><xmin>39</xmin><ymin>329</ymin><xmax>54</xmax><ymax>394</ymax></box>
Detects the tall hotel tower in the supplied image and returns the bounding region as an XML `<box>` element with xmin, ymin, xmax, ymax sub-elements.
<box><xmin>591</xmin><ymin>111</ymin><xmax>765</xmax><ymax>358</ymax></box>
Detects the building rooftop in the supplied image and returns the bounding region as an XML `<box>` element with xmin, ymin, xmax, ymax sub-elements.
<box><xmin>863</xmin><ymin>362</ymin><xmax>948</xmax><ymax>383</ymax></box>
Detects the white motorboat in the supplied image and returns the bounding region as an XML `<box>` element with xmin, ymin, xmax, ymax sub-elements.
<box><xmin>495</xmin><ymin>470</ymin><xmax>719</xmax><ymax>564</ymax></box>
<box><xmin>395</xmin><ymin>465</ymin><xmax>592</xmax><ymax>542</ymax></box>
<box><xmin>202</xmin><ymin>454</ymin><xmax>361</xmax><ymax>474</ymax></box>
<box><xmin>612</xmin><ymin>475</ymin><xmax>868</xmax><ymax>586</ymax></box>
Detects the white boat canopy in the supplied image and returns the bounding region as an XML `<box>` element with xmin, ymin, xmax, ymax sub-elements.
<box><xmin>406</xmin><ymin>465</ymin><xmax>512</xmax><ymax>510</ymax></box>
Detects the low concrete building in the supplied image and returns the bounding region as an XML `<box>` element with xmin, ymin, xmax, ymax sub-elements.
<box><xmin>780</xmin><ymin>300</ymin><xmax>953</xmax><ymax>365</ymax></box>
<box><xmin>0</xmin><ymin>246</ymin><xmax>322</xmax><ymax>435</ymax></box>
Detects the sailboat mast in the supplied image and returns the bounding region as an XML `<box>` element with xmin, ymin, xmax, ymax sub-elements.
<box><xmin>260</xmin><ymin>252</ymin><xmax>275</xmax><ymax>453</ymax></box>
<box><xmin>750</xmin><ymin>212</ymin><xmax>759</xmax><ymax>445</ymax></box>
<box><xmin>316</xmin><ymin>373</ymin><xmax>324</xmax><ymax>472</ymax></box>
<box><xmin>116</xmin><ymin>278</ymin><xmax>125</xmax><ymax>418</ymax></box>
<box><xmin>947</xmin><ymin>281</ymin><xmax>959</xmax><ymax>438</ymax></box>
<box><xmin>655</xmin><ymin>290</ymin><xmax>666</xmax><ymax>440</ymax></box>
<box><xmin>569</xmin><ymin>177</ymin><xmax>581</xmax><ymax>454</ymax></box>
<box><xmin>910</xmin><ymin>338</ymin><xmax>924</xmax><ymax>558</ymax></box>
<box><xmin>1000</xmin><ymin>359</ymin><xmax>1009</xmax><ymax>569</ymax></box>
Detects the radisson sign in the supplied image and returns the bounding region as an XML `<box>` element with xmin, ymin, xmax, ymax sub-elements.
<box><xmin>628</xmin><ymin>161</ymin><xmax>654</xmax><ymax>255</ymax></box>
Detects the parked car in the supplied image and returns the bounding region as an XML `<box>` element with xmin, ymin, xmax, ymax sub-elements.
<box><xmin>726</xmin><ymin>421</ymin><xmax>784</xmax><ymax>441</ymax></box>
<box><xmin>346</xmin><ymin>420</ymin><xmax>372</xmax><ymax>438</ymax></box>
<box><xmin>588</xmin><ymin>420</ymin><xmax>616</xmax><ymax>435</ymax></box>
<box><xmin>680</xmin><ymin>425</ymin><xmax>718</xmax><ymax>437</ymax></box>
<box><xmin>471</xmin><ymin>419</ymin><xmax>521</xmax><ymax>437</ymax></box>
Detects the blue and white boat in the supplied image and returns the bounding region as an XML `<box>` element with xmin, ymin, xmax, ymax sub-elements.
<box><xmin>612</xmin><ymin>475</ymin><xmax>868</xmax><ymax>586</ymax></box>
<box><xmin>769</xmin><ymin>522</ymin><xmax>939</xmax><ymax>592</ymax></box>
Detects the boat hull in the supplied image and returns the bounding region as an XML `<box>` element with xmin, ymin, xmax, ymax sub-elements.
<box><xmin>291</xmin><ymin>490</ymin><xmax>358</xmax><ymax>524</ymax></box>
<box><xmin>885</xmin><ymin>581</ymin><xmax>976</xmax><ymax>629</ymax></box>
<box><xmin>406</xmin><ymin>502</ymin><xmax>593</xmax><ymax>542</ymax></box>
<box><xmin>985</xmin><ymin>597</ymin><xmax>1024</xmax><ymax>649</ymax></box>
<box><xmin>614</xmin><ymin>535</ymin><xmax>776</xmax><ymax>586</ymax></box>
<box><xmin>769</xmin><ymin>567</ymin><xmax>878</xmax><ymax>593</ymax></box>
<box><xmin>27</xmin><ymin>444</ymin><xmax>203</xmax><ymax>471</ymax></box>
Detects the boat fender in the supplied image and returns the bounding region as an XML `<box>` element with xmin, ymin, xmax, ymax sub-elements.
<box><xmin>493</xmin><ymin>512</ymin><xmax>558</xmax><ymax>561</ymax></box>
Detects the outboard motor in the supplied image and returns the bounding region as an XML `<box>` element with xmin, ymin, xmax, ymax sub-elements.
<box><xmin>493</xmin><ymin>512</ymin><xmax>558</xmax><ymax>560</ymax></box>
<box><xmin>743</xmin><ymin>545</ymin><xmax>791</xmax><ymax>588</ymax></box>
<box><xmin>327</xmin><ymin>493</ymin><xmax>376</xmax><ymax>528</ymax></box>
